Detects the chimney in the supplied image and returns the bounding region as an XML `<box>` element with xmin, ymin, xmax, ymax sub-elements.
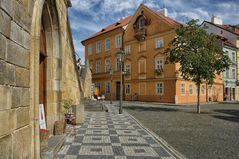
<box><xmin>211</xmin><ymin>16</ymin><xmax>223</xmax><ymax>25</ymax></box>
<box><xmin>159</xmin><ymin>8</ymin><xmax>168</xmax><ymax>16</ymax></box>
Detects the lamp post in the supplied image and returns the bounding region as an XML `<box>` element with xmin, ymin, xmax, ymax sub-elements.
<box><xmin>109</xmin><ymin>67</ymin><xmax>113</xmax><ymax>104</ymax></box>
<box><xmin>118</xmin><ymin>49</ymin><xmax>125</xmax><ymax>114</ymax></box>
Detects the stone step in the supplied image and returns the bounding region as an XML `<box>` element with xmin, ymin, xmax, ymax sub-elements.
<box><xmin>41</xmin><ymin>135</ymin><xmax>66</xmax><ymax>159</ymax></box>
<box><xmin>85</xmin><ymin>103</ymin><xmax>108</xmax><ymax>112</ymax></box>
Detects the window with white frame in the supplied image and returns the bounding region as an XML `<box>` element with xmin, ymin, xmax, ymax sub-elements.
<box><xmin>232</xmin><ymin>69</ymin><xmax>236</xmax><ymax>79</ymax></box>
<box><xmin>220</xmin><ymin>86</ymin><xmax>223</xmax><ymax>96</ymax></box>
<box><xmin>125</xmin><ymin>64</ymin><xmax>131</xmax><ymax>74</ymax></box>
<box><xmin>208</xmin><ymin>87</ymin><xmax>211</xmax><ymax>95</ymax></box>
<box><xmin>105</xmin><ymin>38</ymin><xmax>110</xmax><ymax>51</ymax></box>
<box><xmin>226</xmin><ymin>69</ymin><xmax>229</xmax><ymax>79</ymax></box>
<box><xmin>180</xmin><ymin>83</ymin><xmax>185</xmax><ymax>95</ymax></box>
<box><xmin>155</xmin><ymin>38</ymin><xmax>164</xmax><ymax>48</ymax></box>
<box><xmin>201</xmin><ymin>85</ymin><xmax>205</xmax><ymax>95</ymax></box>
<box><xmin>96</xmin><ymin>60</ymin><xmax>101</xmax><ymax>73</ymax></box>
<box><xmin>189</xmin><ymin>84</ymin><xmax>193</xmax><ymax>95</ymax></box>
<box><xmin>89</xmin><ymin>61</ymin><xmax>93</xmax><ymax>69</ymax></box>
<box><xmin>125</xmin><ymin>84</ymin><xmax>131</xmax><ymax>94</ymax></box>
<box><xmin>213</xmin><ymin>86</ymin><xmax>216</xmax><ymax>95</ymax></box>
<box><xmin>155</xmin><ymin>59</ymin><xmax>164</xmax><ymax>71</ymax></box>
<box><xmin>115</xmin><ymin>35</ymin><xmax>122</xmax><ymax>48</ymax></box>
<box><xmin>105</xmin><ymin>82</ymin><xmax>110</xmax><ymax>93</ymax></box>
<box><xmin>156</xmin><ymin>82</ymin><xmax>164</xmax><ymax>95</ymax></box>
<box><xmin>105</xmin><ymin>58</ymin><xmax>110</xmax><ymax>72</ymax></box>
<box><xmin>96</xmin><ymin>41</ymin><xmax>102</xmax><ymax>53</ymax></box>
<box><xmin>125</xmin><ymin>45</ymin><xmax>131</xmax><ymax>54</ymax></box>
<box><xmin>196</xmin><ymin>85</ymin><xmax>198</xmax><ymax>95</ymax></box>
<box><xmin>95</xmin><ymin>83</ymin><xmax>101</xmax><ymax>93</ymax></box>
<box><xmin>116</xmin><ymin>56</ymin><xmax>121</xmax><ymax>71</ymax></box>
<box><xmin>232</xmin><ymin>52</ymin><xmax>236</xmax><ymax>63</ymax></box>
<box><xmin>87</xmin><ymin>44</ymin><xmax>92</xmax><ymax>55</ymax></box>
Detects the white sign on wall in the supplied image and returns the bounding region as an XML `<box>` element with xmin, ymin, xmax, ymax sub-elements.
<box><xmin>39</xmin><ymin>104</ymin><xmax>47</xmax><ymax>129</ymax></box>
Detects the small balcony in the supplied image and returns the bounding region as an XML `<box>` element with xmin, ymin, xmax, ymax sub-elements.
<box><xmin>155</xmin><ymin>67</ymin><xmax>163</xmax><ymax>76</ymax></box>
<box><xmin>134</xmin><ymin>28</ymin><xmax>147</xmax><ymax>41</ymax></box>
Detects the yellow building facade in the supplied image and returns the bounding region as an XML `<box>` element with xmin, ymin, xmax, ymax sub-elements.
<box><xmin>82</xmin><ymin>4</ymin><xmax>224</xmax><ymax>104</ymax></box>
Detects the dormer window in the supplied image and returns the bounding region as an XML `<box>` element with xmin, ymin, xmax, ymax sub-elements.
<box><xmin>115</xmin><ymin>22</ymin><xmax>120</xmax><ymax>26</ymax></box>
<box><xmin>133</xmin><ymin>11</ymin><xmax>150</xmax><ymax>41</ymax></box>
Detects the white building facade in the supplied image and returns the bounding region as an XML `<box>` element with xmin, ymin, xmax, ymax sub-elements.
<box><xmin>202</xmin><ymin>17</ymin><xmax>239</xmax><ymax>101</ymax></box>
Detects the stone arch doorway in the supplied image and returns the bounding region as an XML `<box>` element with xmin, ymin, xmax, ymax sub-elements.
<box><xmin>30</xmin><ymin>0</ymin><xmax>62</xmax><ymax>157</ymax></box>
<box><xmin>39</xmin><ymin>22</ymin><xmax>47</xmax><ymax>118</ymax></box>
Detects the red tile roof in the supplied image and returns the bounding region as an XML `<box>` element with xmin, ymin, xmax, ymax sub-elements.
<box><xmin>81</xmin><ymin>16</ymin><xmax>132</xmax><ymax>43</ymax></box>
<box><xmin>205</xmin><ymin>21</ymin><xmax>239</xmax><ymax>36</ymax></box>
<box><xmin>82</xmin><ymin>5</ymin><xmax>183</xmax><ymax>44</ymax></box>
<box><xmin>216</xmin><ymin>35</ymin><xmax>238</xmax><ymax>49</ymax></box>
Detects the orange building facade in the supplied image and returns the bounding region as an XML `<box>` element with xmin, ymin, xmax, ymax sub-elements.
<box><xmin>82</xmin><ymin>4</ymin><xmax>224</xmax><ymax>104</ymax></box>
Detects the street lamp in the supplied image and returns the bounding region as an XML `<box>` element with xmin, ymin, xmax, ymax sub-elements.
<box><xmin>109</xmin><ymin>67</ymin><xmax>113</xmax><ymax>104</ymax></box>
<box><xmin>117</xmin><ymin>49</ymin><xmax>126</xmax><ymax>114</ymax></box>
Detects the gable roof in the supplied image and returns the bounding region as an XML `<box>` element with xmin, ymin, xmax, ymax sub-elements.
<box><xmin>81</xmin><ymin>4</ymin><xmax>183</xmax><ymax>44</ymax></box>
<box><xmin>204</xmin><ymin>21</ymin><xmax>239</xmax><ymax>36</ymax></box>
<box><xmin>81</xmin><ymin>16</ymin><xmax>132</xmax><ymax>44</ymax></box>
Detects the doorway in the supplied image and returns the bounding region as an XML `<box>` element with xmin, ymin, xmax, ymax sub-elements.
<box><xmin>116</xmin><ymin>81</ymin><xmax>120</xmax><ymax>100</ymax></box>
<box><xmin>39</xmin><ymin>23</ymin><xmax>47</xmax><ymax>118</ymax></box>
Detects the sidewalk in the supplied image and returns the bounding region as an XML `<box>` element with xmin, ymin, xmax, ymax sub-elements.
<box><xmin>56</xmin><ymin>104</ymin><xmax>185</xmax><ymax>159</ymax></box>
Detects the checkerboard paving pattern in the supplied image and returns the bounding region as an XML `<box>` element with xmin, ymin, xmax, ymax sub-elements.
<box><xmin>56</xmin><ymin>104</ymin><xmax>184</xmax><ymax>159</ymax></box>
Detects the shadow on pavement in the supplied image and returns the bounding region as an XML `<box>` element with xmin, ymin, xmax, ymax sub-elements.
<box><xmin>213</xmin><ymin>109</ymin><xmax>239</xmax><ymax>123</ymax></box>
<box><xmin>124</xmin><ymin>106</ymin><xmax>179</xmax><ymax>112</ymax></box>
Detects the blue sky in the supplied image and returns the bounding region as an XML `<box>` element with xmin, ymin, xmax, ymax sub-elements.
<box><xmin>68</xmin><ymin>0</ymin><xmax>239</xmax><ymax>61</ymax></box>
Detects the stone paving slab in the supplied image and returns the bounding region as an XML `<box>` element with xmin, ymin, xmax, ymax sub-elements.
<box><xmin>56</xmin><ymin>104</ymin><xmax>185</xmax><ymax>159</ymax></box>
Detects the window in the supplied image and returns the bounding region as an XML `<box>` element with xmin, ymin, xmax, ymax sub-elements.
<box><xmin>106</xmin><ymin>82</ymin><xmax>110</xmax><ymax>93</ymax></box>
<box><xmin>125</xmin><ymin>64</ymin><xmax>131</xmax><ymax>74</ymax></box>
<box><xmin>208</xmin><ymin>87</ymin><xmax>211</xmax><ymax>95</ymax></box>
<box><xmin>201</xmin><ymin>85</ymin><xmax>205</xmax><ymax>95</ymax></box>
<box><xmin>96</xmin><ymin>41</ymin><xmax>102</xmax><ymax>53</ymax></box>
<box><xmin>196</xmin><ymin>85</ymin><xmax>198</xmax><ymax>95</ymax></box>
<box><xmin>155</xmin><ymin>59</ymin><xmax>164</xmax><ymax>71</ymax></box>
<box><xmin>140</xmin><ymin>18</ymin><xmax>146</xmax><ymax>29</ymax></box>
<box><xmin>232</xmin><ymin>52</ymin><xmax>236</xmax><ymax>63</ymax></box>
<box><xmin>115</xmin><ymin>35</ymin><xmax>122</xmax><ymax>48</ymax></box>
<box><xmin>116</xmin><ymin>56</ymin><xmax>121</xmax><ymax>71</ymax></box>
<box><xmin>189</xmin><ymin>84</ymin><xmax>193</xmax><ymax>95</ymax></box>
<box><xmin>96</xmin><ymin>60</ymin><xmax>101</xmax><ymax>73</ymax></box>
<box><xmin>105</xmin><ymin>38</ymin><xmax>110</xmax><ymax>51</ymax></box>
<box><xmin>89</xmin><ymin>61</ymin><xmax>93</xmax><ymax>69</ymax></box>
<box><xmin>220</xmin><ymin>86</ymin><xmax>223</xmax><ymax>96</ymax></box>
<box><xmin>237</xmin><ymin>38</ymin><xmax>239</xmax><ymax>47</ymax></box>
<box><xmin>95</xmin><ymin>83</ymin><xmax>101</xmax><ymax>93</ymax></box>
<box><xmin>232</xmin><ymin>69</ymin><xmax>236</xmax><ymax>79</ymax></box>
<box><xmin>180</xmin><ymin>83</ymin><xmax>185</xmax><ymax>95</ymax></box>
<box><xmin>125</xmin><ymin>45</ymin><xmax>131</xmax><ymax>54</ymax></box>
<box><xmin>87</xmin><ymin>44</ymin><xmax>92</xmax><ymax>55</ymax></box>
<box><xmin>213</xmin><ymin>87</ymin><xmax>216</xmax><ymax>95</ymax></box>
<box><xmin>125</xmin><ymin>84</ymin><xmax>131</xmax><ymax>94</ymax></box>
<box><xmin>156</xmin><ymin>82</ymin><xmax>164</xmax><ymax>95</ymax></box>
<box><xmin>155</xmin><ymin>38</ymin><xmax>164</xmax><ymax>48</ymax></box>
<box><xmin>226</xmin><ymin>69</ymin><xmax>229</xmax><ymax>79</ymax></box>
<box><xmin>105</xmin><ymin>58</ymin><xmax>110</xmax><ymax>72</ymax></box>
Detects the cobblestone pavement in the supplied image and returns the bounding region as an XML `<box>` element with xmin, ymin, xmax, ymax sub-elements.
<box><xmin>56</xmin><ymin>104</ymin><xmax>185</xmax><ymax>159</ymax></box>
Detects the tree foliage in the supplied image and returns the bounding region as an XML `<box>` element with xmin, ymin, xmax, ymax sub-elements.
<box><xmin>164</xmin><ymin>19</ymin><xmax>231</xmax><ymax>113</ymax></box>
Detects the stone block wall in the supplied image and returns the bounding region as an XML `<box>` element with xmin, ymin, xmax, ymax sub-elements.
<box><xmin>0</xmin><ymin>0</ymin><xmax>32</xmax><ymax>158</ymax></box>
<box><xmin>0</xmin><ymin>0</ymin><xmax>83</xmax><ymax>158</ymax></box>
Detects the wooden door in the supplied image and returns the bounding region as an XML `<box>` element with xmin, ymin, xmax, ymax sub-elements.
<box><xmin>116</xmin><ymin>81</ymin><xmax>120</xmax><ymax>100</ymax></box>
<box><xmin>39</xmin><ymin>23</ymin><xmax>47</xmax><ymax>117</ymax></box>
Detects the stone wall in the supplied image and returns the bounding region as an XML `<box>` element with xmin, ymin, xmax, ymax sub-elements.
<box><xmin>0</xmin><ymin>0</ymin><xmax>83</xmax><ymax>158</ymax></box>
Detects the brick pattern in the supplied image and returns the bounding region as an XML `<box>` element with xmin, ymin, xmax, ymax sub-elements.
<box><xmin>56</xmin><ymin>105</ymin><xmax>183</xmax><ymax>159</ymax></box>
